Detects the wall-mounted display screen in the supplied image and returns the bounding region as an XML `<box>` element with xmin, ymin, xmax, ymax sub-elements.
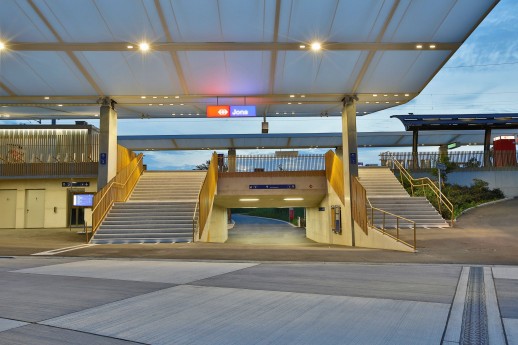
<box><xmin>73</xmin><ymin>193</ymin><xmax>94</xmax><ymax>207</ymax></box>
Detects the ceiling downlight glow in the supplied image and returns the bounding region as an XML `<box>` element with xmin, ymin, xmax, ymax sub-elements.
<box><xmin>284</xmin><ymin>198</ymin><xmax>304</xmax><ymax>201</ymax></box>
<box><xmin>139</xmin><ymin>42</ymin><xmax>150</xmax><ymax>51</ymax></box>
<box><xmin>310</xmin><ymin>42</ymin><xmax>322</xmax><ymax>51</ymax></box>
<box><xmin>239</xmin><ymin>198</ymin><xmax>259</xmax><ymax>202</ymax></box>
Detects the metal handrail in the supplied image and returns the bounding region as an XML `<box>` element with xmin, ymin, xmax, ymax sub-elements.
<box><xmin>366</xmin><ymin>198</ymin><xmax>417</xmax><ymax>250</ymax></box>
<box><xmin>192</xmin><ymin>200</ymin><xmax>199</xmax><ymax>242</ymax></box>
<box><xmin>387</xmin><ymin>155</ymin><xmax>454</xmax><ymax>226</ymax></box>
<box><xmin>91</xmin><ymin>153</ymin><xmax>144</xmax><ymax>234</ymax></box>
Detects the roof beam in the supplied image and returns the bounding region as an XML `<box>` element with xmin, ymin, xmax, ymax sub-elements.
<box><xmin>26</xmin><ymin>0</ymin><xmax>104</xmax><ymax>96</ymax></box>
<box><xmin>153</xmin><ymin>0</ymin><xmax>189</xmax><ymax>95</ymax></box>
<box><xmin>7</xmin><ymin>42</ymin><xmax>458</xmax><ymax>52</ymax></box>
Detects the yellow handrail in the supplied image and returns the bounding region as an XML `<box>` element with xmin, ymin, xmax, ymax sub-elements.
<box><xmin>366</xmin><ymin>198</ymin><xmax>417</xmax><ymax>250</ymax></box>
<box><xmin>91</xmin><ymin>153</ymin><xmax>144</xmax><ymax>235</ymax></box>
<box><xmin>388</xmin><ymin>156</ymin><xmax>454</xmax><ymax>226</ymax></box>
<box><xmin>197</xmin><ymin>152</ymin><xmax>219</xmax><ymax>240</ymax></box>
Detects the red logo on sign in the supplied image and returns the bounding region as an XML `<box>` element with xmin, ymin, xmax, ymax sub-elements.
<box><xmin>207</xmin><ymin>106</ymin><xmax>230</xmax><ymax>118</ymax></box>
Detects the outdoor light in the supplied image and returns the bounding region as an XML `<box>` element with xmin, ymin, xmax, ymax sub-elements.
<box><xmin>310</xmin><ymin>42</ymin><xmax>322</xmax><ymax>51</ymax></box>
<box><xmin>139</xmin><ymin>42</ymin><xmax>150</xmax><ymax>51</ymax></box>
<box><xmin>0</xmin><ymin>41</ymin><xmax>5</xmax><ymax>50</ymax></box>
<box><xmin>239</xmin><ymin>198</ymin><xmax>259</xmax><ymax>202</ymax></box>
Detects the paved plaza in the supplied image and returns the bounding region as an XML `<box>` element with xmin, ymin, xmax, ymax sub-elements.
<box><xmin>0</xmin><ymin>257</ymin><xmax>515</xmax><ymax>344</ymax></box>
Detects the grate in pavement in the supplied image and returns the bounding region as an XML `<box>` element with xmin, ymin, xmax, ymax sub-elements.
<box><xmin>460</xmin><ymin>266</ymin><xmax>489</xmax><ymax>345</ymax></box>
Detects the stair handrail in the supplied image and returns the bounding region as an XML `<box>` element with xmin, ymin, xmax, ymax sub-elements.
<box><xmin>192</xmin><ymin>200</ymin><xmax>199</xmax><ymax>242</ymax></box>
<box><xmin>386</xmin><ymin>154</ymin><xmax>454</xmax><ymax>226</ymax></box>
<box><xmin>91</xmin><ymin>153</ymin><xmax>144</xmax><ymax>235</ymax></box>
<box><xmin>366</xmin><ymin>198</ymin><xmax>417</xmax><ymax>250</ymax></box>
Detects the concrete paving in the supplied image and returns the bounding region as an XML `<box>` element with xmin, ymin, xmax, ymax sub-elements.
<box><xmin>0</xmin><ymin>257</ymin><xmax>515</xmax><ymax>344</ymax></box>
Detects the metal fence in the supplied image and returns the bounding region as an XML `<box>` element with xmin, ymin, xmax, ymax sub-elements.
<box><xmin>223</xmin><ymin>154</ymin><xmax>325</xmax><ymax>172</ymax></box>
<box><xmin>380</xmin><ymin>151</ymin><xmax>518</xmax><ymax>169</ymax></box>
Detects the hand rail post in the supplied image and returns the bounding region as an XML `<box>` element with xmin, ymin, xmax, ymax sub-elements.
<box><xmin>396</xmin><ymin>217</ymin><xmax>399</xmax><ymax>242</ymax></box>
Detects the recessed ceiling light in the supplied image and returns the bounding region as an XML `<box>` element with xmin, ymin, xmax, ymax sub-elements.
<box><xmin>175</xmin><ymin>96</ymin><xmax>180</xmax><ymax>99</ymax></box>
<box><xmin>288</xmin><ymin>102</ymin><xmax>292</xmax><ymax>105</ymax></box>
<box><xmin>289</xmin><ymin>94</ymin><xmax>295</xmax><ymax>98</ymax></box>
<box><xmin>240</xmin><ymin>198</ymin><xmax>259</xmax><ymax>202</ymax></box>
<box><xmin>298</xmin><ymin>102</ymin><xmax>302</xmax><ymax>105</ymax></box>
<box><xmin>363</xmin><ymin>111</ymin><xmax>367</xmax><ymax>114</ymax></box>
<box><xmin>159</xmin><ymin>103</ymin><xmax>163</xmax><ymax>106</ymax></box>
<box><xmin>180</xmin><ymin>103</ymin><xmax>184</xmax><ymax>106</ymax></box>
<box><xmin>127</xmin><ymin>45</ymin><xmax>134</xmax><ymax>49</ymax></box>
<box><xmin>188</xmin><ymin>113</ymin><xmax>192</xmax><ymax>116</ymax></box>
<box><xmin>383</xmin><ymin>94</ymin><xmax>388</xmax><ymax>97</ymax></box>
<box><xmin>365</xmin><ymin>101</ymin><xmax>370</xmax><ymax>104</ymax></box>
<box><xmin>172</xmin><ymin>113</ymin><xmax>176</xmax><ymax>115</ymax></box>
<box><xmin>416</xmin><ymin>44</ymin><xmax>423</xmax><ymax>49</ymax></box>
<box><xmin>385</xmin><ymin>101</ymin><xmax>389</xmax><ymax>103</ymax></box>
<box><xmin>430</xmin><ymin>44</ymin><xmax>436</xmax><ymax>49</ymax></box>
<box><xmin>301</xmin><ymin>95</ymin><xmax>305</xmax><ymax>98</ymax></box>
<box><xmin>95</xmin><ymin>114</ymin><xmax>99</xmax><ymax>117</ymax></box>
<box><xmin>148</xmin><ymin>104</ymin><xmax>152</xmax><ymax>106</ymax></box>
<box><xmin>373</xmin><ymin>94</ymin><xmax>378</xmax><ymax>97</ymax></box>
<box><xmin>404</xmin><ymin>94</ymin><xmax>410</xmax><ymax>97</ymax></box>
<box><xmin>276</xmin><ymin>112</ymin><xmax>279</xmax><ymax>115</ymax></box>
<box><xmin>196</xmin><ymin>113</ymin><xmax>200</xmax><ymax>116</ymax></box>
<box><xmin>299</xmin><ymin>44</ymin><xmax>306</xmax><ymax>49</ymax></box>
<box><xmin>394</xmin><ymin>94</ymin><xmax>399</xmax><ymax>97</ymax></box>
<box><xmin>375</xmin><ymin>101</ymin><xmax>380</xmax><ymax>104</ymax></box>
<box><xmin>152</xmin><ymin>96</ymin><xmax>157</xmax><ymax>99</ymax></box>
<box><xmin>396</xmin><ymin>101</ymin><xmax>400</xmax><ymax>104</ymax></box>
<box><xmin>44</xmin><ymin>96</ymin><xmax>50</xmax><ymax>100</ymax></box>
<box><xmin>291</xmin><ymin>112</ymin><xmax>295</xmax><ymax>114</ymax></box>
<box><xmin>141</xmin><ymin>96</ymin><xmax>146</xmax><ymax>99</ymax></box>
<box><xmin>163</xmin><ymin>96</ymin><xmax>168</xmax><ymax>99</ymax></box>
<box><xmin>284</xmin><ymin>197</ymin><xmax>304</xmax><ymax>201</ymax></box>
<box><xmin>0</xmin><ymin>42</ymin><xmax>5</xmax><ymax>50</ymax></box>
<box><xmin>169</xmin><ymin>103</ymin><xmax>174</xmax><ymax>106</ymax></box>
<box><xmin>57</xmin><ymin>104</ymin><xmax>63</xmax><ymax>107</ymax></box>
<box><xmin>284</xmin><ymin>112</ymin><xmax>287</xmax><ymax>114</ymax></box>
<box><xmin>311</xmin><ymin>42</ymin><xmax>322</xmax><ymax>51</ymax></box>
<box><xmin>139</xmin><ymin>42</ymin><xmax>150</xmax><ymax>51</ymax></box>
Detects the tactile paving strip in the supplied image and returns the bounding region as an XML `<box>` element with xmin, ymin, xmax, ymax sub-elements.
<box><xmin>460</xmin><ymin>267</ymin><xmax>489</xmax><ymax>345</ymax></box>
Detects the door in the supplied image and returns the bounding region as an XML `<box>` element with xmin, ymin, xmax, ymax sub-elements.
<box><xmin>25</xmin><ymin>190</ymin><xmax>45</xmax><ymax>228</ymax></box>
<box><xmin>0</xmin><ymin>190</ymin><xmax>17</xmax><ymax>228</ymax></box>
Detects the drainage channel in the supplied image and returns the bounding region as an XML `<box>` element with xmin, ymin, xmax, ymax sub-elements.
<box><xmin>460</xmin><ymin>267</ymin><xmax>489</xmax><ymax>345</ymax></box>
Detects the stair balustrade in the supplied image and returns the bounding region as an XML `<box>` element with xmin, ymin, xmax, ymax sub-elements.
<box><xmin>91</xmin><ymin>153</ymin><xmax>144</xmax><ymax>235</ymax></box>
<box><xmin>386</xmin><ymin>156</ymin><xmax>454</xmax><ymax>226</ymax></box>
<box><xmin>197</xmin><ymin>152</ymin><xmax>219</xmax><ymax>240</ymax></box>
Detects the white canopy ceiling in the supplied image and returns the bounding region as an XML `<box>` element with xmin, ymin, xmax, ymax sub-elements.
<box><xmin>0</xmin><ymin>0</ymin><xmax>499</xmax><ymax>120</ymax></box>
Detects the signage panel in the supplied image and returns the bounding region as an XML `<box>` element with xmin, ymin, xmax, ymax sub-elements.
<box><xmin>100</xmin><ymin>153</ymin><xmax>107</xmax><ymax>165</ymax></box>
<box><xmin>62</xmin><ymin>181</ymin><xmax>90</xmax><ymax>187</ymax></box>
<box><xmin>73</xmin><ymin>194</ymin><xmax>94</xmax><ymax>207</ymax></box>
<box><xmin>230</xmin><ymin>106</ymin><xmax>256</xmax><ymax>117</ymax></box>
<box><xmin>249</xmin><ymin>184</ymin><xmax>296</xmax><ymax>189</ymax></box>
<box><xmin>207</xmin><ymin>105</ymin><xmax>230</xmax><ymax>118</ymax></box>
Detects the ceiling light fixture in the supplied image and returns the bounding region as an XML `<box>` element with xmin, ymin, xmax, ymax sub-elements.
<box><xmin>289</xmin><ymin>94</ymin><xmax>295</xmax><ymax>98</ymax></box>
<box><xmin>57</xmin><ymin>104</ymin><xmax>63</xmax><ymax>107</ymax></box>
<box><xmin>127</xmin><ymin>45</ymin><xmax>134</xmax><ymax>49</ymax></box>
<box><xmin>239</xmin><ymin>198</ymin><xmax>259</xmax><ymax>202</ymax></box>
<box><xmin>0</xmin><ymin>41</ymin><xmax>5</xmax><ymax>50</ymax></box>
<box><xmin>139</xmin><ymin>42</ymin><xmax>150</xmax><ymax>51</ymax></box>
<box><xmin>44</xmin><ymin>97</ymin><xmax>50</xmax><ymax>100</ymax></box>
<box><xmin>299</xmin><ymin>44</ymin><xmax>306</xmax><ymax>49</ymax></box>
<box><xmin>429</xmin><ymin>44</ymin><xmax>436</xmax><ymax>49</ymax></box>
<box><xmin>284</xmin><ymin>197</ymin><xmax>304</xmax><ymax>201</ymax></box>
<box><xmin>416</xmin><ymin>44</ymin><xmax>423</xmax><ymax>49</ymax></box>
<box><xmin>404</xmin><ymin>94</ymin><xmax>410</xmax><ymax>97</ymax></box>
<box><xmin>175</xmin><ymin>96</ymin><xmax>180</xmax><ymax>99</ymax></box>
<box><xmin>311</xmin><ymin>42</ymin><xmax>322</xmax><ymax>51</ymax></box>
<box><xmin>373</xmin><ymin>94</ymin><xmax>378</xmax><ymax>97</ymax></box>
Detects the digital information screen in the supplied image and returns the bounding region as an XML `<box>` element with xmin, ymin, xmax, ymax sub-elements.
<box><xmin>73</xmin><ymin>194</ymin><xmax>94</xmax><ymax>207</ymax></box>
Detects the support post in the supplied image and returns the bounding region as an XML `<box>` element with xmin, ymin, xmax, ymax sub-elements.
<box><xmin>98</xmin><ymin>97</ymin><xmax>118</xmax><ymax>191</ymax></box>
<box><xmin>228</xmin><ymin>148</ymin><xmax>236</xmax><ymax>172</ymax></box>
<box><xmin>412</xmin><ymin>130</ymin><xmax>419</xmax><ymax>170</ymax></box>
<box><xmin>484</xmin><ymin>128</ymin><xmax>492</xmax><ymax>167</ymax></box>
<box><xmin>341</xmin><ymin>95</ymin><xmax>358</xmax><ymax>246</ymax></box>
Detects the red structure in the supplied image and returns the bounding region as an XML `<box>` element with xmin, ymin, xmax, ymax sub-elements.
<box><xmin>493</xmin><ymin>136</ymin><xmax>517</xmax><ymax>167</ymax></box>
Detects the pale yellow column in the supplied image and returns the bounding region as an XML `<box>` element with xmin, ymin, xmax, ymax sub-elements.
<box><xmin>228</xmin><ymin>148</ymin><xmax>236</xmax><ymax>172</ymax></box>
<box><xmin>341</xmin><ymin>96</ymin><xmax>358</xmax><ymax>246</ymax></box>
<box><xmin>98</xmin><ymin>98</ymin><xmax>118</xmax><ymax>190</ymax></box>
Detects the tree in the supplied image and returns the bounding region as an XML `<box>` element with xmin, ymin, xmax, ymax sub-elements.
<box><xmin>193</xmin><ymin>160</ymin><xmax>211</xmax><ymax>170</ymax></box>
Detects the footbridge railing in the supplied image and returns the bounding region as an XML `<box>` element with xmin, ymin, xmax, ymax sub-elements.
<box><xmin>222</xmin><ymin>154</ymin><xmax>324</xmax><ymax>172</ymax></box>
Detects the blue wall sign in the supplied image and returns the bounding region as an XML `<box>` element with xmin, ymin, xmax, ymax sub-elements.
<box><xmin>350</xmin><ymin>152</ymin><xmax>357</xmax><ymax>164</ymax></box>
<box><xmin>62</xmin><ymin>182</ymin><xmax>90</xmax><ymax>187</ymax></box>
<box><xmin>249</xmin><ymin>184</ymin><xmax>296</xmax><ymax>189</ymax></box>
<box><xmin>230</xmin><ymin>106</ymin><xmax>256</xmax><ymax>117</ymax></box>
<box><xmin>100</xmin><ymin>153</ymin><xmax>107</xmax><ymax>165</ymax></box>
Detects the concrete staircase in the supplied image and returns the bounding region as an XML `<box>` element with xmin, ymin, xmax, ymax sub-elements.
<box><xmin>91</xmin><ymin>171</ymin><xmax>206</xmax><ymax>244</ymax></box>
<box><xmin>358</xmin><ymin>167</ymin><xmax>448</xmax><ymax>228</ymax></box>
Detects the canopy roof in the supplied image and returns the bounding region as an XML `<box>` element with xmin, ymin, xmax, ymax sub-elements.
<box><xmin>117</xmin><ymin>130</ymin><xmax>517</xmax><ymax>151</ymax></box>
<box><xmin>391</xmin><ymin>113</ymin><xmax>518</xmax><ymax>131</ymax></box>
<box><xmin>0</xmin><ymin>0</ymin><xmax>499</xmax><ymax>120</ymax></box>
